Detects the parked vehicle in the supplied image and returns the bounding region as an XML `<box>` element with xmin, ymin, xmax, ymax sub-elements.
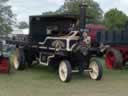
<box><xmin>0</xmin><ymin>40</ymin><xmax>11</xmax><ymax>73</ymax></box>
<box><xmin>97</xmin><ymin>30</ymin><xmax>128</xmax><ymax>69</ymax></box>
<box><xmin>7</xmin><ymin>3</ymin><xmax>103</xmax><ymax>82</ymax></box>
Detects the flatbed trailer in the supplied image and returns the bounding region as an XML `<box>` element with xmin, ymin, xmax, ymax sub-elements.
<box><xmin>97</xmin><ymin>31</ymin><xmax>128</xmax><ymax>69</ymax></box>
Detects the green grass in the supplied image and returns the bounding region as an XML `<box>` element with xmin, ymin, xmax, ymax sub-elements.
<box><xmin>0</xmin><ymin>59</ymin><xmax>128</xmax><ymax>96</ymax></box>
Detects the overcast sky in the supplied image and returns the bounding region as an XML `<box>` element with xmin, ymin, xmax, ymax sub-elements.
<box><xmin>8</xmin><ymin>0</ymin><xmax>128</xmax><ymax>23</ymax></box>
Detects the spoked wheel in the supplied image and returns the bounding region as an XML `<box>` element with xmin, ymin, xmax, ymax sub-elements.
<box><xmin>0</xmin><ymin>58</ymin><xmax>10</xmax><ymax>73</ymax></box>
<box><xmin>89</xmin><ymin>58</ymin><xmax>103</xmax><ymax>80</ymax></box>
<box><xmin>13</xmin><ymin>49</ymin><xmax>20</xmax><ymax>70</ymax></box>
<box><xmin>105</xmin><ymin>51</ymin><xmax>115</xmax><ymax>69</ymax></box>
<box><xmin>58</xmin><ymin>60</ymin><xmax>72</xmax><ymax>82</ymax></box>
<box><xmin>105</xmin><ymin>48</ymin><xmax>123</xmax><ymax>69</ymax></box>
<box><xmin>10</xmin><ymin>48</ymin><xmax>26</xmax><ymax>70</ymax></box>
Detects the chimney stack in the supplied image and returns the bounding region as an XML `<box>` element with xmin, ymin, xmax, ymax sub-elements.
<box><xmin>79</xmin><ymin>3</ymin><xmax>87</xmax><ymax>33</ymax></box>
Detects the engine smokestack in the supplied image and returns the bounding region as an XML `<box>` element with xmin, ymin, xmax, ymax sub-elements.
<box><xmin>79</xmin><ymin>3</ymin><xmax>87</xmax><ymax>33</ymax></box>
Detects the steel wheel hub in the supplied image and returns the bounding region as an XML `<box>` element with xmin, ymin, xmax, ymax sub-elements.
<box><xmin>59</xmin><ymin>61</ymin><xmax>68</xmax><ymax>82</ymax></box>
<box><xmin>89</xmin><ymin>61</ymin><xmax>99</xmax><ymax>80</ymax></box>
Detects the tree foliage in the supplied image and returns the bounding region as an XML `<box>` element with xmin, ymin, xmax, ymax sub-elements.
<box><xmin>42</xmin><ymin>11</ymin><xmax>56</xmax><ymax>16</ymax></box>
<box><xmin>43</xmin><ymin>0</ymin><xmax>103</xmax><ymax>24</ymax></box>
<box><xmin>0</xmin><ymin>0</ymin><xmax>15</xmax><ymax>34</ymax></box>
<box><xmin>18</xmin><ymin>21</ymin><xmax>28</xmax><ymax>29</ymax></box>
<box><xmin>104</xmin><ymin>8</ymin><xmax>128</xmax><ymax>31</ymax></box>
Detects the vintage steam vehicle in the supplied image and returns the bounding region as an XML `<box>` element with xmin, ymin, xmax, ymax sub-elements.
<box><xmin>7</xmin><ymin>3</ymin><xmax>103</xmax><ymax>82</ymax></box>
<box><xmin>97</xmin><ymin>28</ymin><xmax>128</xmax><ymax>69</ymax></box>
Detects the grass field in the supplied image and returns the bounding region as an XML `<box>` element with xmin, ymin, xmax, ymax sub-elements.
<box><xmin>0</xmin><ymin>59</ymin><xmax>128</xmax><ymax>96</ymax></box>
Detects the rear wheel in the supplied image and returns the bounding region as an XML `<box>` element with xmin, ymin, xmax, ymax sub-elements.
<box><xmin>0</xmin><ymin>57</ymin><xmax>10</xmax><ymax>73</ymax></box>
<box><xmin>58</xmin><ymin>60</ymin><xmax>72</xmax><ymax>82</ymax></box>
<box><xmin>25</xmin><ymin>52</ymin><xmax>33</xmax><ymax>68</ymax></box>
<box><xmin>10</xmin><ymin>48</ymin><xmax>26</xmax><ymax>70</ymax></box>
<box><xmin>89</xmin><ymin>57</ymin><xmax>103</xmax><ymax>80</ymax></box>
<box><xmin>105</xmin><ymin>48</ymin><xmax>123</xmax><ymax>69</ymax></box>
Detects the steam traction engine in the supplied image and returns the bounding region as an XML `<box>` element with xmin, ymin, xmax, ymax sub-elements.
<box><xmin>7</xmin><ymin>3</ymin><xmax>103</xmax><ymax>82</ymax></box>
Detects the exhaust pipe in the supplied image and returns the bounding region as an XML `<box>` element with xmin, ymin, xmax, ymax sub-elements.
<box><xmin>79</xmin><ymin>3</ymin><xmax>87</xmax><ymax>33</ymax></box>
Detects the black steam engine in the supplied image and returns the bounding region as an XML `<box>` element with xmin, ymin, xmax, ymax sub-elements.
<box><xmin>7</xmin><ymin>3</ymin><xmax>103</xmax><ymax>82</ymax></box>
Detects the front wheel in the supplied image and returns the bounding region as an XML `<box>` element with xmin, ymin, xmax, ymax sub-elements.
<box><xmin>58</xmin><ymin>60</ymin><xmax>72</xmax><ymax>82</ymax></box>
<box><xmin>89</xmin><ymin>57</ymin><xmax>103</xmax><ymax>80</ymax></box>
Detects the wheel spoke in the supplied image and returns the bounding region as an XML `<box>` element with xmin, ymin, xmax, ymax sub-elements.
<box><xmin>89</xmin><ymin>61</ymin><xmax>99</xmax><ymax>80</ymax></box>
<box><xmin>59</xmin><ymin>62</ymin><xmax>67</xmax><ymax>81</ymax></box>
<box><xmin>59</xmin><ymin>60</ymin><xmax>71</xmax><ymax>82</ymax></box>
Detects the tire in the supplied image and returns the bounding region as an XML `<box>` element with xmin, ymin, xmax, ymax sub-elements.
<box><xmin>25</xmin><ymin>52</ymin><xmax>33</xmax><ymax>68</ymax></box>
<box><xmin>58</xmin><ymin>60</ymin><xmax>72</xmax><ymax>82</ymax></box>
<box><xmin>8</xmin><ymin>59</ymin><xmax>16</xmax><ymax>73</ymax></box>
<box><xmin>89</xmin><ymin>57</ymin><xmax>103</xmax><ymax>80</ymax></box>
<box><xmin>0</xmin><ymin>57</ymin><xmax>10</xmax><ymax>73</ymax></box>
<box><xmin>105</xmin><ymin>48</ymin><xmax>123</xmax><ymax>69</ymax></box>
<box><xmin>10</xmin><ymin>48</ymin><xmax>26</xmax><ymax>70</ymax></box>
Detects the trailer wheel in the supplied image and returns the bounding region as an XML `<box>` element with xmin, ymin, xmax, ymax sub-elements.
<box><xmin>89</xmin><ymin>58</ymin><xmax>103</xmax><ymax>80</ymax></box>
<box><xmin>58</xmin><ymin>60</ymin><xmax>72</xmax><ymax>82</ymax></box>
<box><xmin>11</xmin><ymin>48</ymin><xmax>26</xmax><ymax>70</ymax></box>
<box><xmin>105</xmin><ymin>48</ymin><xmax>123</xmax><ymax>69</ymax></box>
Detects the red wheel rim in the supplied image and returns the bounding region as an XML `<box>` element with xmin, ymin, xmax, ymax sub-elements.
<box><xmin>0</xmin><ymin>58</ymin><xmax>10</xmax><ymax>73</ymax></box>
<box><xmin>105</xmin><ymin>52</ymin><xmax>115</xmax><ymax>69</ymax></box>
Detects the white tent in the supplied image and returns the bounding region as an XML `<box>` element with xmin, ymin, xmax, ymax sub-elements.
<box><xmin>11</xmin><ymin>28</ymin><xmax>29</xmax><ymax>35</ymax></box>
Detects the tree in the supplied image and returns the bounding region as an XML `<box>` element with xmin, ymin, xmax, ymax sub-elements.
<box><xmin>18</xmin><ymin>21</ymin><xmax>29</xmax><ymax>29</ymax></box>
<box><xmin>0</xmin><ymin>0</ymin><xmax>15</xmax><ymax>34</ymax></box>
<box><xmin>56</xmin><ymin>0</ymin><xmax>103</xmax><ymax>23</ymax></box>
<box><xmin>43</xmin><ymin>0</ymin><xmax>103</xmax><ymax>24</ymax></box>
<box><xmin>104</xmin><ymin>8</ymin><xmax>128</xmax><ymax>31</ymax></box>
<box><xmin>42</xmin><ymin>11</ymin><xmax>56</xmax><ymax>16</ymax></box>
